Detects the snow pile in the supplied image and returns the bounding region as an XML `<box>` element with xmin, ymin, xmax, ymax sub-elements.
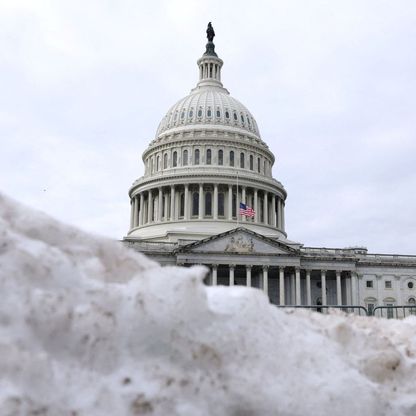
<box><xmin>1</xmin><ymin>193</ymin><xmax>416</xmax><ymax>416</ymax></box>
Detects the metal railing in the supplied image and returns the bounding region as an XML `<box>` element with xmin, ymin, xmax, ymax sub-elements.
<box><xmin>372</xmin><ymin>305</ymin><xmax>416</xmax><ymax>319</ymax></box>
<box><xmin>276</xmin><ymin>304</ymin><xmax>416</xmax><ymax>319</ymax></box>
<box><xmin>275</xmin><ymin>305</ymin><xmax>369</xmax><ymax>316</ymax></box>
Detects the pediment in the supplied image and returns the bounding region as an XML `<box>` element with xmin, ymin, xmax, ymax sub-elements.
<box><xmin>177</xmin><ymin>227</ymin><xmax>297</xmax><ymax>255</ymax></box>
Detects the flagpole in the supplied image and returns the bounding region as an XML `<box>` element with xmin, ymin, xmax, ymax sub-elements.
<box><xmin>236</xmin><ymin>169</ymin><xmax>239</xmax><ymax>228</ymax></box>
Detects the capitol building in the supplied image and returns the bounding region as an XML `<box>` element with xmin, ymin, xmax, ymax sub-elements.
<box><xmin>124</xmin><ymin>24</ymin><xmax>416</xmax><ymax>314</ymax></box>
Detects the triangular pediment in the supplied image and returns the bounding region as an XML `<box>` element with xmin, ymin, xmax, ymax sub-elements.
<box><xmin>176</xmin><ymin>227</ymin><xmax>298</xmax><ymax>255</ymax></box>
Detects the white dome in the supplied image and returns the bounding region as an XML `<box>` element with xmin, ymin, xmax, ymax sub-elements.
<box><xmin>155</xmin><ymin>87</ymin><xmax>261</xmax><ymax>139</ymax></box>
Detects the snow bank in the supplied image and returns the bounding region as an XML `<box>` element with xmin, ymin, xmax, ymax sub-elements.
<box><xmin>1</xmin><ymin>193</ymin><xmax>416</xmax><ymax>416</ymax></box>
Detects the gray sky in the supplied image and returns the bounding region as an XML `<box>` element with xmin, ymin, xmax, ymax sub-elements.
<box><xmin>1</xmin><ymin>0</ymin><xmax>416</xmax><ymax>254</ymax></box>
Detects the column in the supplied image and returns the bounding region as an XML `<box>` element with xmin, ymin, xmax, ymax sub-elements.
<box><xmin>321</xmin><ymin>270</ymin><xmax>327</xmax><ymax>305</ymax></box>
<box><xmin>212</xmin><ymin>265</ymin><xmax>218</xmax><ymax>286</ymax></box>
<box><xmin>282</xmin><ymin>201</ymin><xmax>285</xmax><ymax>231</ymax></box>
<box><xmin>170</xmin><ymin>185</ymin><xmax>175</xmax><ymax>221</ymax></box>
<box><xmin>306</xmin><ymin>270</ymin><xmax>311</xmax><ymax>306</ymax></box>
<box><xmin>135</xmin><ymin>196</ymin><xmax>139</xmax><ymax>227</ymax></box>
<box><xmin>290</xmin><ymin>272</ymin><xmax>295</xmax><ymax>304</ymax></box>
<box><xmin>130</xmin><ymin>198</ymin><xmax>134</xmax><ymax>228</ymax></box>
<box><xmin>295</xmin><ymin>267</ymin><xmax>301</xmax><ymax>305</ymax></box>
<box><xmin>279</xmin><ymin>267</ymin><xmax>285</xmax><ymax>305</ymax></box>
<box><xmin>147</xmin><ymin>190</ymin><xmax>153</xmax><ymax>223</ymax></box>
<box><xmin>351</xmin><ymin>272</ymin><xmax>358</xmax><ymax>305</ymax></box>
<box><xmin>346</xmin><ymin>276</ymin><xmax>352</xmax><ymax>305</ymax></box>
<box><xmin>131</xmin><ymin>197</ymin><xmax>136</xmax><ymax>227</ymax></box>
<box><xmin>277</xmin><ymin>198</ymin><xmax>282</xmax><ymax>229</ymax></box>
<box><xmin>228</xmin><ymin>184</ymin><xmax>233</xmax><ymax>220</ymax></box>
<box><xmin>184</xmin><ymin>184</ymin><xmax>189</xmax><ymax>220</ymax></box>
<box><xmin>229</xmin><ymin>265</ymin><xmax>235</xmax><ymax>286</ymax></box>
<box><xmin>199</xmin><ymin>184</ymin><xmax>203</xmax><ymax>219</ymax></box>
<box><xmin>336</xmin><ymin>271</ymin><xmax>342</xmax><ymax>305</ymax></box>
<box><xmin>254</xmin><ymin>190</ymin><xmax>258</xmax><ymax>223</ymax></box>
<box><xmin>158</xmin><ymin>188</ymin><xmax>163</xmax><ymax>222</ymax></box>
<box><xmin>376</xmin><ymin>275</ymin><xmax>382</xmax><ymax>305</ymax></box>
<box><xmin>246</xmin><ymin>266</ymin><xmax>252</xmax><ymax>287</ymax></box>
<box><xmin>164</xmin><ymin>191</ymin><xmax>169</xmax><ymax>221</ymax></box>
<box><xmin>214</xmin><ymin>184</ymin><xmax>218</xmax><ymax>220</ymax></box>
<box><xmin>273</xmin><ymin>194</ymin><xmax>277</xmax><ymax>227</ymax></box>
<box><xmin>242</xmin><ymin>186</ymin><xmax>246</xmax><ymax>222</ymax></box>
<box><xmin>394</xmin><ymin>275</ymin><xmax>401</xmax><ymax>305</ymax></box>
<box><xmin>139</xmin><ymin>193</ymin><xmax>144</xmax><ymax>226</ymax></box>
<box><xmin>263</xmin><ymin>192</ymin><xmax>268</xmax><ymax>225</ymax></box>
<box><xmin>263</xmin><ymin>266</ymin><xmax>269</xmax><ymax>296</ymax></box>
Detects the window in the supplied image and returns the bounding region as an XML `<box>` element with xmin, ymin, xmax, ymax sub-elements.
<box><xmin>216</xmin><ymin>109</ymin><xmax>221</xmax><ymax>118</ymax></box>
<box><xmin>230</xmin><ymin>151</ymin><xmax>234</xmax><ymax>167</ymax></box>
<box><xmin>225</xmin><ymin>111</ymin><xmax>230</xmax><ymax>119</ymax></box>
<box><xmin>192</xmin><ymin>192</ymin><xmax>199</xmax><ymax>216</ymax></box>
<box><xmin>163</xmin><ymin>153</ymin><xmax>168</xmax><ymax>169</ymax></box>
<box><xmin>173</xmin><ymin>151</ymin><xmax>177</xmax><ymax>167</ymax></box>
<box><xmin>189</xmin><ymin>109</ymin><xmax>193</xmax><ymax>118</ymax></box>
<box><xmin>408</xmin><ymin>281</ymin><xmax>414</xmax><ymax>289</ymax></box>
<box><xmin>156</xmin><ymin>156</ymin><xmax>160</xmax><ymax>171</ymax></box>
<box><xmin>183</xmin><ymin>150</ymin><xmax>188</xmax><ymax>166</ymax></box>
<box><xmin>151</xmin><ymin>158</ymin><xmax>154</xmax><ymax>173</ymax></box>
<box><xmin>205</xmin><ymin>192</ymin><xmax>212</xmax><ymax>216</ymax></box>
<box><xmin>367</xmin><ymin>303</ymin><xmax>375</xmax><ymax>315</ymax></box>
<box><xmin>385</xmin><ymin>280</ymin><xmax>392</xmax><ymax>289</ymax></box>
<box><xmin>207</xmin><ymin>108</ymin><xmax>212</xmax><ymax>117</ymax></box>
<box><xmin>181</xmin><ymin>110</ymin><xmax>185</xmax><ymax>120</ymax></box>
<box><xmin>264</xmin><ymin>160</ymin><xmax>266</xmax><ymax>174</ymax></box>
<box><xmin>232</xmin><ymin>193</ymin><xmax>236</xmax><ymax>217</ymax></box>
<box><xmin>218</xmin><ymin>193</ymin><xmax>225</xmax><ymax>216</ymax></box>
<box><xmin>194</xmin><ymin>149</ymin><xmax>200</xmax><ymax>165</ymax></box>
<box><xmin>409</xmin><ymin>298</ymin><xmax>416</xmax><ymax>304</ymax></box>
<box><xmin>218</xmin><ymin>149</ymin><xmax>223</xmax><ymax>165</ymax></box>
<box><xmin>241</xmin><ymin>114</ymin><xmax>245</xmax><ymax>124</ymax></box>
<box><xmin>366</xmin><ymin>280</ymin><xmax>373</xmax><ymax>288</ymax></box>
<box><xmin>249</xmin><ymin>155</ymin><xmax>254</xmax><ymax>170</ymax></box>
<box><xmin>257</xmin><ymin>157</ymin><xmax>261</xmax><ymax>173</ymax></box>
<box><xmin>198</xmin><ymin>108</ymin><xmax>202</xmax><ymax>117</ymax></box>
<box><xmin>240</xmin><ymin>152</ymin><xmax>245</xmax><ymax>168</ymax></box>
<box><xmin>233</xmin><ymin>112</ymin><xmax>238</xmax><ymax>121</ymax></box>
<box><xmin>180</xmin><ymin>193</ymin><xmax>184</xmax><ymax>217</ymax></box>
<box><xmin>206</xmin><ymin>149</ymin><xmax>212</xmax><ymax>165</ymax></box>
<box><xmin>386</xmin><ymin>304</ymin><xmax>394</xmax><ymax>319</ymax></box>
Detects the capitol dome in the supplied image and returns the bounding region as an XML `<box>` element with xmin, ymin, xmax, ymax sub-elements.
<box><xmin>126</xmin><ymin>25</ymin><xmax>287</xmax><ymax>243</ymax></box>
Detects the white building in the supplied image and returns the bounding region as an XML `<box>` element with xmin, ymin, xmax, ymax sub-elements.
<box><xmin>124</xmin><ymin>24</ymin><xmax>416</xmax><ymax>315</ymax></box>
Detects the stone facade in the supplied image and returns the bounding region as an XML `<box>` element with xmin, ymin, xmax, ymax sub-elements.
<box><xmin>124</xmin><ymin>28</ymin><xmax>416</xmax><ymax>311</ymax></box>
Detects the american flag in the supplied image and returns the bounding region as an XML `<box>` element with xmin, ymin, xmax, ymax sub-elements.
<box><xmin>239</xmin><ymin>202</ymin><xmax>255</xmax><ymax>218</ymax></box>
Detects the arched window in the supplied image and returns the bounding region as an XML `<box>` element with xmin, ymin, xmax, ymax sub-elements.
<box><xmin>194</xmin><ymin>149</ymin><xmax>200</xmax><ymax>165</ymax></box>
<box><xmin>216</xmin><ymin>109</ymin><xmax>221</xmax><ymax>118</ymax></box>
<box><xmin>218</xmin><ymin>149</ymin><xmax>223</xmax><ymax>165</ymax></box>
<box><xmin>230</xmin><ymin>151</ymin><xmax>234</xmax><ymax>167</ymax></box>
<box><xmin>264</xmin><ymin>160</ymin><xmax>266</xmax><ymax>174</ymax></box>
<box><xmin>151</xmin><ymin>158</ymin><xmax>154</xmax><ymax>173</ymax></box>
<box><xmin>198</xmin><ymin>108</ymin><xmax>202</xmax><ymax>117</ymax></box>
<box><xmin>206</xmin><ymin>149</ymin><xmax>212</xmax><ymax>165</ymax></box>
<box><xmin>192</xmin><ymin>192</ymin><xmax>199</xmax><ymax>216</ymax></box>
<box><xmin>240</xmin><ymin>153</ymin><xmax>245</xmax><ymax>169</ymax></box>
<box><xmin>205</xmin><ymin>192</ymin><xmax>212</xmax><ymax>216</ymax></box>
<box><xmin>157</xmin><ymin>156</ymin><xmax>160</xmax><ymax>171</ymax></box>
<box><xmin>233</xmin><ymin>112</ymin><xmax>238</xmax><ymax>121</ymax></box>
<box><xmin>163</xmin><ymin>153</ymin><xmax>168</xmax><ymax>169</ymax></box>
<box><xmin>173</xmin><ymin>151</ymin><xmax>177</xmax><ymax>167</ymax></box>
<box><xmin>218</xmin><ymin>193</ymin><xmax>225</xmax><ymax>217</ymax></box>
<box><xmin>207</xmin><ymin>108</ymin><xmax>212</xmax><ymax>118</ymax></box>
<box><xmin>249</xmin><ymin>155</ymin><xmax>253</xmax><ymax>170</ymax></box>
<box><xmin>180</xmin><ymin>193</ymin><xmax>185</xmax><ymax>217</ymax></box>
<box><xmin>183</xmin><ymin>150</ymin><xmax>188</xmax><ymax>166</ymax></box>
<box><xmin>225</xmin><ymin>110</ymin><xmax>230</xmax><ymax>119</ymax></box>
<box><xmin>257</xmin><ymin>157</ymin><xmax>261</xmax><ymax>173</ymax></box>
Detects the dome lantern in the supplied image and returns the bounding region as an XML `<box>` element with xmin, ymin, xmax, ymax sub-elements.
<box><xmin>196</xmin><ymin>23</ymin><xmax>224</xmax><ymax>89</ymax></box>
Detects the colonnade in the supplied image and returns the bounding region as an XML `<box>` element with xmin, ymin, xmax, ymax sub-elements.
<box><xmin>130</xmin><ymin>183</ymin><xmax>285</xmax><ymax>230</ymax></box>
<box><xmin>206</xmin><ymin>265</ymin><xmax>357</xmax><ymax>306</ymax></box>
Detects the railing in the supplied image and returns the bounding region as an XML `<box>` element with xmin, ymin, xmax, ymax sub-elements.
<box><xmin>372</xmin><ymin>305</ymin><xmax>416</xmax><ymax>319</ymax></box>
<box><xmin>275</xmin><ymin>305</ymin><xmax>368</xmax><ymax>316</ymax></box>
<box><xmin>276</xmin><ymin>304</ymin><xmax>416</xmax><ymax>319</ymax></box>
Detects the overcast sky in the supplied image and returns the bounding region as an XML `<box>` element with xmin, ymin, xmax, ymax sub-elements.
<box><xmin>1</xmin><ymin>0</ymin><xmax>416</xmax><ymax>254</ymax></box>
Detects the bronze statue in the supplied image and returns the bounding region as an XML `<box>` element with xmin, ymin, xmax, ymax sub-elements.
<box><xmin>206</xmin><ymin>22</ymin><xmax>215</xmax><ymax>42</ymax></box>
